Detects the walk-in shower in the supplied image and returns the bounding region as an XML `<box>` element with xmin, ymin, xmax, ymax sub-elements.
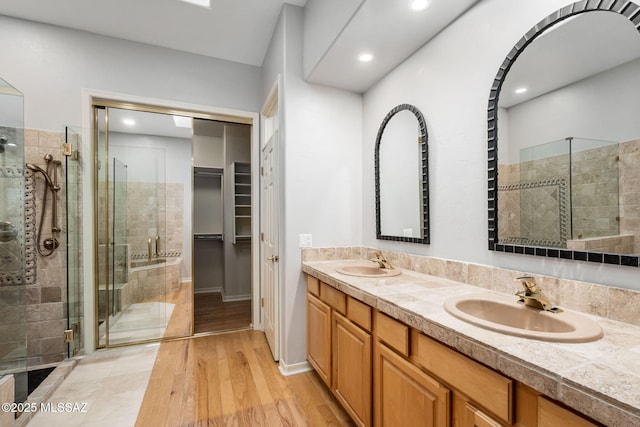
<box><xmin>1</xmin><ymin>77</ymin><xmax>83</xmax><ymax>426</ymax></box>
<box><xmin>0</xmin><ymin>76</ymin><xmax>28</xmax><ymax>424</ymax></box>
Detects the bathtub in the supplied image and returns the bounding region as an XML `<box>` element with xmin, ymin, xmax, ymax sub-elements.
<box><xmin>120</xmin><ymin>257</ymin><xmax>182</xmax><ymax>310</ymax></box>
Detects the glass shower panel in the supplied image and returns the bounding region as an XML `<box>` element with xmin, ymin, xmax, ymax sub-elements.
<box><xmin>0</xmin><ymin>78</ymin><xmax>27</xmax><ymax>403</ymax></box>
<box><xmin>65</xmin><ymin>126</ymin><xmax>83</xmax><ymax>357</ymax></box>
<box><xmin>570</xmin><ymin>137</ymin><xmax>620</xmax><ymax>240</ymax></box>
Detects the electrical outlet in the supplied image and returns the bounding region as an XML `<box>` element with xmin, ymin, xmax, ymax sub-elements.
<box><xmin>299</xmin><ymin>234</ymin><xmax>312</xmax><ymax>248</ymax></box>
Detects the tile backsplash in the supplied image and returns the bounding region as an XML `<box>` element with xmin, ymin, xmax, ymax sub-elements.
<box><xmin>301</xmin><ymin>246</ymin><xmax>640</xmax><ymax>326</ymax></box>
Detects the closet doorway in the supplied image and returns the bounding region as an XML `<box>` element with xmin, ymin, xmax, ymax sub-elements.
<box><xmin>92</xmin><ymin>98</ymin><xmax>255</xmax><ymax>348</ymax></box>
<box><xmin>192</xmin><ymin>119</ymin><xmax>253</xmax><ymax>334</ymax></box>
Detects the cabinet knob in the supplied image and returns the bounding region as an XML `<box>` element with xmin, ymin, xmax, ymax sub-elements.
<box><xmin>267</xmin><ymin>255</ymin><xmax>279</xmax><ymax>262</ymax></box>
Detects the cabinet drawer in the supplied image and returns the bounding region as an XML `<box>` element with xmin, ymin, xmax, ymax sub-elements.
<box><xmin>347</xmin><ymin>297</ymin><xmax>372</xmax><ymax>332</ymax></box>
<box><xmin>307</xmin><ymin>275</ymin><xmax>320</xmax><ymax>297</ymax></box>
<box><xmin>376</xmin><ymin>311</ymin><xmax>410</xmax><ymax>357</ymax></box>
<box><xmin>413</xmin><ymin>332</ymin><xmax>513</xmax><ymax>424</ymax></box>
<box><xmin>320</xmin><ymin>282</ymin><xmax>346</xmax><ymax>314</ymax></box>
<box><xmin>538</xmin><ymin>397</ymin><xmax>599</xmax><ymax>427</ymax></box>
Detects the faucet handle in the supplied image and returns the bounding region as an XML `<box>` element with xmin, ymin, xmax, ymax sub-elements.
<box><xmin>515</xmin><ymin>276</ymin><xmax>538</xmax><ymax>293</ymax></box>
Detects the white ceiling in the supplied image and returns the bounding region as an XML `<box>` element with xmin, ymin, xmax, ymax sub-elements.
<box><xmin>0</xmin><ymin>0</ymin><xmax>478</xmax><ymax>93</ymax></box>
<box><xmin>0</xmin><ymin>0</ymin><xmax>307</xmax><ymax>67</ymax></box>
<box><xmin>306</xmin><ymin>0</ymin><xmax>479</xmax><ymax>92</ymax></box>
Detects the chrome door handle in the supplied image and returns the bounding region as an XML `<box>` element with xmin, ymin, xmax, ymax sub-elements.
<box><xmin>267</xmin><ymin>255</ymin><xmax>279</xmax><ymax>262</ymax></box>
<box><xmin>155</xmin><ymin>235</ymin><xmax>160</xmax><ymax>257</ymax></box>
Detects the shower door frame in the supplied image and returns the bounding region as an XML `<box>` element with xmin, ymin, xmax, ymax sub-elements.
<box><xmin>89</xmin><ymin>95</ymin><xmax>260</xmax><ymax>350</ymax></box>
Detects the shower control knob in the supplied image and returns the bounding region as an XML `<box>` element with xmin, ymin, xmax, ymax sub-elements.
<box><xmin>43</xmin><ymin>238</ymin><xmax>60</xmax><ymax>251</ymax></box>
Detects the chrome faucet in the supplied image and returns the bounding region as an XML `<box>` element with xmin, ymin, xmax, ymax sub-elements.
<box><xmin>515</xmin><ymin>276</ymin><xmax>562</xmax><ymax>313</ymax></box>
<box><xmin>370</xmin><ymin>251</ymin><xmax>393</xmax><ymax>269</ymax></box>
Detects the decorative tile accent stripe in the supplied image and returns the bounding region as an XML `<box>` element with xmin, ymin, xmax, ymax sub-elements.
<box><xmin>498</xmin><ymin>177</ymin><xmax>569</xmax><ymax>248</ymax></box>
<box><xmin>0</xmin><ymin>166</ymin><xmax>36</xmax><ymax>286</ymax></box>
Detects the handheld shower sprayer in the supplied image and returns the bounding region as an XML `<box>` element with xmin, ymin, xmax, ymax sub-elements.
<box><xmin>26</xmin><ymin>154</ymin><xmax>61</xmax><ymax>255</ymax></box>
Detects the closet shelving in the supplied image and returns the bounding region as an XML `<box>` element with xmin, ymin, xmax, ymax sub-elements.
<box><xmin>193</xmin><ymin>167</ymin><xmax>224</xmax><ymax>241</ymax></box>
<box><xmin>233</xmin><ymin>162</ymin><xmax>251</xmax><ymax>244</ymax></box>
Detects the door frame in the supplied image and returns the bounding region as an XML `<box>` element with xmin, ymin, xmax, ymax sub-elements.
<box><xmin>81</xmin><ymin>89</ymin><xmax>260</xmax><ymax>352</ymax></box>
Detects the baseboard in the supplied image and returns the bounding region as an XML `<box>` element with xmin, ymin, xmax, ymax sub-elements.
<box><xmin>194</xmin><ymin>286</ymin><xmax>222</xmax><ymax>294</ymax></box>
<box><xmin>221</xmin><ymin>292</ymin><xmax>251</xmax><ymax>302</ymax></box>
<box><xmin>278</xmin><ymin>360</ymin><xmax>312</xmax><ymax>377</ymax></box>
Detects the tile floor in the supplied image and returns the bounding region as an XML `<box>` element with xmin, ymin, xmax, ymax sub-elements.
<box><xmin>27</xmin><ymin>343</ymin><xmax>159</xmax><ymax>427</ymax></box>
<box><xmin>99</xmin><ymin>302</ymin><xmax>175</xmax><ymax>345</ymax></box>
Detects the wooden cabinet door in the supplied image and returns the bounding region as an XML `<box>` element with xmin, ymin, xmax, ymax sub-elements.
<box><xmin>307</xmin><ymin>293</ymin><xmax>332</xmax><ymax>386</ymax></box>
<box><xmin>333</xmin><ymin>312</ymin><xmax>372</xmax><ymax>427</ymax></box>
<box><xmin>375</xmin><ymin>342</ymin><xmax>450</xmax><ymax>427</ymax></box>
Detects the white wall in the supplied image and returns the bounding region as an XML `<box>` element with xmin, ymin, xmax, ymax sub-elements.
<box><xmin>362</xmin><ymin>0</ymin><xmax>640</xmax><ymax>291</ymax></box>
<box><xmin>0</xmin><ymin>15</ymin><xmax>262</xmax><ymax>132</ymax></box>
<box><xmin>262</xmin><ymin>4</ymin><xmax>363</xmax><ymax>369</ymax></box>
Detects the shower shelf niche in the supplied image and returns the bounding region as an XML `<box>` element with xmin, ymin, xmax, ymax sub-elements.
<box><xmin>232</xmin><ymin>162</ymin><xmax>251</xmax><ymax>244</ymax></box>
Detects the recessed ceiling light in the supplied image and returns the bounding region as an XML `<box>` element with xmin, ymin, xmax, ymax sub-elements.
<box><xmin>173</xmin><ymin>115</ymin><xmax>192</xmax><ymax>129</ymax></box>
<box><xmin>410</xmin><ymin>0</ymin><xmax>431</xmax><ymax>12</ymax></box>
<box><xmin>122</xmin><ymin>118</ymin><xmax>136</xmax><ymax>126</ymax></box>
<box><xmin>515</xmin><ymin>87</ymin><xmax>528</xmax><ymax>94</ymax></box>
<box><xmin>178</xmin><ymin>0</ymin><xmax>210</xmax><ymax>9</ymax></box>
<box><xmin>359</xmin><ymin>53</ymin><xmax>374</xmax><ymax>63</ymax></box>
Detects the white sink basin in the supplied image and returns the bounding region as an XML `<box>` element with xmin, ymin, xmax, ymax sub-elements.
<box><xmin>336</xmin><ymin>264</ymin><xmax>402</xmax><ymax>278</ymax></box>
<box><xmin>444</xmin><ymin>293</ymin><xmax>603</xmax><ymax>343</ymax></box>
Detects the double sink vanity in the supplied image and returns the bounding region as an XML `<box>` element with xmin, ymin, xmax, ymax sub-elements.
<box><xmin>318</xmin><ymin>3</ymin><xmax>640</xmax><ymax>426</ymax></box>
<box><xmin>302</xmin><ymin>249</ymin><xmax>640</xmax><ymax>427</ymax></box>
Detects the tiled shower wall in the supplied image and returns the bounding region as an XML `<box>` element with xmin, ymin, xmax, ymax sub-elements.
<box><xmin>619</xmin><ymin>139</ymin><xmax>640</xmax><ymax>253</ymax></box>
<box><xmin>23</xmin><ymin>130</ymin><xmax>68</xmax><ymax>368</ymax></box>
<box><xmin>498</xmin><ymin>139</ymin><xmax>638</xmax><ymax>253</ymax></box>
<box><xmin>127</xmin><ymin>182</ymin><xmax>183</xmax><ymax>259</ymax></box>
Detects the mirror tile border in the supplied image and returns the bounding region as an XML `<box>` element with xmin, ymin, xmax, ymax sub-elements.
<box><xmin>375</xmin><ymin>103</ymin><xmax>430</xmax><ymax>244</ymax></box>
<box><xmin>487</xmin><ymin>0</ymin><xmax>640</xmax><ymax>267</ymax></box>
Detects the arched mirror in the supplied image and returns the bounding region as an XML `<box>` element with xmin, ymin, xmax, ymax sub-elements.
<box><xmin>488</xmin><ymin>2</ymin><xmax>640</xmax><ymax>266</ymax></box>
<box><xmin>376</xmin><ymin>104</ymin><xmax>429</xmax><ymax>244</ymax></box>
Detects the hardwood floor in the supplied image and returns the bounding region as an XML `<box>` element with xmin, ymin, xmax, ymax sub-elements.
<box><xmin>135</xmin><ymin>330</ymin><xmax>356</xmax><ymax>427</ymax></box>
<box><xmin>194</xmin><ymin>292</ymin><xmax>251</xmax><ymax>334</ymax></box>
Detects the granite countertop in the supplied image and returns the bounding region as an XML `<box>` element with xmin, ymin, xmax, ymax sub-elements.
<box><xmin>302</xmin><ymin>259</ymin><xmax>640</xmax><ymax>427</ymax></box>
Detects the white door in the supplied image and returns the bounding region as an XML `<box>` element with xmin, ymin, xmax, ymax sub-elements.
<box><xmin>261</xmin><ymin>130</ymin><xmax>279</xmax><ymax>360</ymax></box>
